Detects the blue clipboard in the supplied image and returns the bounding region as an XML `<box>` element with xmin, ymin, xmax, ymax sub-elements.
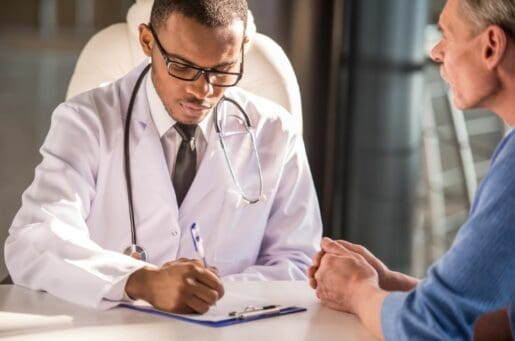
<box><xmin>120</xmin><ymin>303</ymin><xmax>307</xmax><ymax>328</ymax></box>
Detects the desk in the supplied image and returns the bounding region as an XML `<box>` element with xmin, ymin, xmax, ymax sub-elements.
<box><xmin>0</xmin><ymin>281</ymin><xmax>377</xmax><ymax>340</ymax></box>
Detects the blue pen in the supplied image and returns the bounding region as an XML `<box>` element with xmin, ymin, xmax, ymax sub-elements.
<box><xmin>190</xmin><ymin>223</ymin><xmax>208</xmax><ymax>267</ymax></box>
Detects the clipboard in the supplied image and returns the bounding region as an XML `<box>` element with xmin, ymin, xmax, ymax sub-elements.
<box><xmin>120</xmin><ymin>302</ymin><xmax>306</xmax><ymax>327</ymax></box>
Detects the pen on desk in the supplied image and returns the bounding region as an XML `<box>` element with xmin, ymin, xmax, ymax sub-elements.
<box><xmin>190</xmin><ymin>223</ymin><xmax>208</xmax><ymax>267</ymax></box>
<box><xmin>228</xmin><ymin>305</ymin><xmax>282</xmax><ymax>319</ymax></box>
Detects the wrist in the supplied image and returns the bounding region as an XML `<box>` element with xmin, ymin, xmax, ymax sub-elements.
<box><xmin>381</xmin><ymin>270</ymin><xmax>418</xmax><ymax>291</ymax></box>
<box><xmin>381</xmin><ymin>269</ymin><xmax>400</xmax><ymax>290</ymax></box>
<box><xmin>389</xmin><ymin>271</ymin><xmax>419</xmax><ymax>291</ymax></box>
<box><xmin>351</xmin><ymin>281</ymin><xmax>383</xmax><ymax>316</ymax></box>
<box><xmin>353</xmin><ymin>284</ymin><xmax>389</xmax><ymax>339</ymax></box>
<box><xmin>125</xmin><ymin>266</ymin><xmax>154</xmax><ymax>301</ymax></box>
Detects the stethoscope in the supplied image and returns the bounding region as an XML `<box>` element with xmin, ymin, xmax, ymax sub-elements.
<box><xmin>123</xmin><ymin>64</ymin><xmax>264</xmax><ymax>261</ymax></box>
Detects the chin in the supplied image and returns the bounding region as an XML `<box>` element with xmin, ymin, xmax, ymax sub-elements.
<box><xmin>176</xmin><ymin>104</ymin><xmax>212</xmax><ymax>125</ymax></box>
<box><xmin>178</xmin><ymin>113</ymin><xmax>208</xmax><ymax>125</ymax></box>
<box><xmin>183</xmin><ymin>118</ymin><xmax>203</xmax><ymax>125</ymax></box>
<box><xmin>452</xmin><ymin>99</ymin><xmax>468</xmax><ymax>111</ymax></box>
<box><xmin>449</xmin><ymin>89</ymin><xmax>469</xmax><ymax>110</ymax></box>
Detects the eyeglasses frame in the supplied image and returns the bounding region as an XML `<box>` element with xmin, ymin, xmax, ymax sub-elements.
<box><xmin>147</xmin><ymin>24</ymin><xmax>244</xmax><ymax>87</ymax></box>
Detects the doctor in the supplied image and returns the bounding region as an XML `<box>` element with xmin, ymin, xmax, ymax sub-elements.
<box><xmin>4</xmin><ymin>0</ymin><xmax>322</xmax><ymax>313</ymax></box>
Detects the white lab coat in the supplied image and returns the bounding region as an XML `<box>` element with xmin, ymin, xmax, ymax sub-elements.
<box><xmin>4</xmin><ymin>62</ymin><xmax>322</xmax><ymax>309</ymax></box>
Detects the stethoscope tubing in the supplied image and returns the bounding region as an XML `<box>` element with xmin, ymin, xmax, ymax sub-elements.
<box><xmin>123</xmin><ymin>64</ymin><xmax>262</xmax><ymax>259</ymax></box>
<box><xmin>124</xmin><ymin>64</ymin><xmax>151</xmax><ymax>249</ymax></box>
<box><xmin>215</xmin><ymin>98</ymin><xmax>264</xmax><ymax>205</ymax></box>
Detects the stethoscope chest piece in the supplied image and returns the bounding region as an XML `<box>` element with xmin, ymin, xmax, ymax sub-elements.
<box><xmin>123</xmin><ymin>244</ymin><xmax>148</xmax><ymax>262</ymax></box>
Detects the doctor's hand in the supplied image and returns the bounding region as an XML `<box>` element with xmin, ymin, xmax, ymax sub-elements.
<box><xmin>125</xmin><ymin>259</ymin><xmax>224</xmax><ymax>314</ymax></box>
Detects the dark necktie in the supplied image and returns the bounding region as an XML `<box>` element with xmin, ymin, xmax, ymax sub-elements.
<box><xmin>172</xmin><ymin>123</ymin><xmax>197</xmax><ymax>207</ymax></box>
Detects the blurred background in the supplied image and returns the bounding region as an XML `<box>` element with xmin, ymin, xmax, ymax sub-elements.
<box><xmin>0</xmin><ymin>0</ymin><xmax>506</xmax><ymax>280</ymax></box>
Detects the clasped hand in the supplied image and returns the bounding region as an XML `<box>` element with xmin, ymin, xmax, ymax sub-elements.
<box><xmin>307</xmin><ymin>237</ymin><xmax>381</xmax><ymax>314</ymax></box>
<box><xmin>307</xmin><ymin>237</ymin><xmax>418</xmax><ymax>315</ymax></box>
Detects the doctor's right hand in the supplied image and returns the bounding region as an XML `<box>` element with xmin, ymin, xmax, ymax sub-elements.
<box><xmin>125</xmin><ymin>259</ymin><xmax>224</xmax><ymax>314</ymax></box>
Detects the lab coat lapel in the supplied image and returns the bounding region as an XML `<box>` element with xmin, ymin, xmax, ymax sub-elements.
<box><xmin>125</xmin><ymin>70</ymin><xmax>179</xmax><ymax>221</ymax></box>
<box><xmin>179</xmin><ymin>120</ymin><xmax>230</xmax><ymax>216</ymax></box>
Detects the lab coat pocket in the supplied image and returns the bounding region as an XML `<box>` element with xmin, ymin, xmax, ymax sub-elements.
<box><xmin>213</xmin><ymin>188</ymin><xmax>269</xmax><ymax>271</ymax></box>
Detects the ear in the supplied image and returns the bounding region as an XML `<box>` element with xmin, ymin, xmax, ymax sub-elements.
<box><xmin>483</xmin><ymin>25</ymin><xmax>508</xmax><ymax>70</ymax></box>
<box><xmin>139</xmin><ymin>23</ymin><xmax>154</xmax><ymax>57</ymax></box>
<box><xmin>242</xmin><ymin>34</ymin><xmax>251</xmax><ymax>53</ymax></box>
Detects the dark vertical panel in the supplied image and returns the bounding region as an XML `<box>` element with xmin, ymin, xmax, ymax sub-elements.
<box><xmin>333</xmin><ymin>0</ymin><xmax>428</xmax><ymax>271</ymax></box>
<box><xmin>288</xmin><ymin>1</ymin><xmax>333</xmax><ymax>198</ymax></box>
<box><xmin>324</xmin><ymin>0</ymin><xmax>355</xmax><ymax>237</ymax></box>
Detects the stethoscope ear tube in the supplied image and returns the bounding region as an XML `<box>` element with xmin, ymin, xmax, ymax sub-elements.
<box><xmin>123</xmin><ymin>64</ymin><xmax>151</xmax><ymax>261</ymax></box>
<box><xmin>214</xmin><ymin>96</ymin><xmax>252</xmax><ymax>133</ymax></box>
<box><xmin>214</xmin><ymin>96</ymin><xmax>263</xmax><ymax>204</ymax></box>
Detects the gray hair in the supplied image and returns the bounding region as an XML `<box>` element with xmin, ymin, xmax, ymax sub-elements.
<box><xmin>461</xmin><ymin>0</ymin><xmax>515</xmax><ymax>38</ymax></box>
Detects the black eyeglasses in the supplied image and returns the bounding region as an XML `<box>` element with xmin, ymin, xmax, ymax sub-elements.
<box><xmin>148</xmin><ymin>25</ymin><xmax>244</xmax><ymax>87</ymax></box>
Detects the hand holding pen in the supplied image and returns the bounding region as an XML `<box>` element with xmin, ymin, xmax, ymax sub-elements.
<box><xmin>190</xmin><ymin>223</ymin><xmax>208</xmax><ymax>268</ymax></box>
<box><xmin>124</xmin><ymin>223</ymin><xmax>224</xmax><ymax>314</ymax></box>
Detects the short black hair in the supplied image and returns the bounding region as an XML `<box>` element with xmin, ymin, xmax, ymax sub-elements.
<box><xmin>150</xmin><ymin>0</ymin><xmax>248</xmax><ymax>31</ymax></box>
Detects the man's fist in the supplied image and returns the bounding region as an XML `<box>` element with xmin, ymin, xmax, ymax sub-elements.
<box><xmin>126</xmin><ymin>258</ymin><xmax>224</xmax><ymax>314</ymax></box>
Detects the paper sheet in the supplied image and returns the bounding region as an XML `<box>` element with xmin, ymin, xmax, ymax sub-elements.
<box><xmin>131</xmin><ymin>290</ymin><xmax>274</xmax><ymax>322</ymax></box>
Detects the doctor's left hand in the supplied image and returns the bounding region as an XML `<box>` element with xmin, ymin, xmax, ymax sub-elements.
<box><xmin>125</xmin><ymin>259</ymin><xmax>225</xmax><ymax>314</ymax></box>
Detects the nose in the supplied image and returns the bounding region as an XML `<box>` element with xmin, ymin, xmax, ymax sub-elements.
<box><xmin>186</xmin><ymin>72</ymin><xmax>213</xmax><ymax>99</ymax></box>
<box><xmin>430</xmin><ymin>40</ymin><xmax>444</xmax><ymax>63</ymax></box>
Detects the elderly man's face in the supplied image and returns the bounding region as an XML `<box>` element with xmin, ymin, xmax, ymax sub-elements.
<box><xmin>430</xmin><ymin>0</ymin><xmax>498</xmax><ymax>110</ymax></box>
<box><xmin>142</xmin><ymin>13</ymin><xmax>245</xmax><ymax>125</ymax></box>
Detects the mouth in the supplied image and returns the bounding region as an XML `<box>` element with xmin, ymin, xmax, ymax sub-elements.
<box><xmin>180</xmin><ymin>101</ymin><xmax>212</xmax><ymax>118</ymax></box>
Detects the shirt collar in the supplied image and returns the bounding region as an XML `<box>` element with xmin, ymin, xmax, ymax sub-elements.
<box><xmin>145</xmin><ymin>70</ymin><xmax>212</xmax><ymax>140</ymax></box>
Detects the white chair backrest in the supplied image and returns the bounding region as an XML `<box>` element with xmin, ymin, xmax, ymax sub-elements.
<box><xmin>66</xmin><ymin>0</ymin><xmax>302</xmax><ymax>134</ymax></box>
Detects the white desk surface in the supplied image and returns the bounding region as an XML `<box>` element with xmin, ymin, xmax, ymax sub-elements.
<box><xmin>0</xmin><ymin>281</ymin><xmax>377</xmax><ymax>341</ymax></box>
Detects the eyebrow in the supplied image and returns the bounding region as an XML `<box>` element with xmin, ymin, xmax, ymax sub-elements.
<box><xmin>166</xmin><ymin>51</ymin><xmax>239</xmax><ymax>70</ymax></box>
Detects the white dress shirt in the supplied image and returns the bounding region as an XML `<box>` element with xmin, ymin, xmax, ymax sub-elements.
<box><xmin>145</xmin><ymin>71</ymin><xmax>212</xmax><ymax>173</ymax></box>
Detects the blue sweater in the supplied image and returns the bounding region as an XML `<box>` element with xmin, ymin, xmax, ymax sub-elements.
<box><xmin>381</xmin><ymin>130</ymin><xmax>515</xmax><ymax>340</ymax></box>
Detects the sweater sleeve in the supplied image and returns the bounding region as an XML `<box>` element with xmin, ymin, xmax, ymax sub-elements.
<box><xmin>381</xmin><ymin>131</ymin><xmax>515</xmax><ymax>340</ymax></box>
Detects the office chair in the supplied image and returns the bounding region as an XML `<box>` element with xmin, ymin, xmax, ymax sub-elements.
<box><xmin>66</xmin><ymin>0</ymin><xmax>302</xmax><ymax>134</ymax></box>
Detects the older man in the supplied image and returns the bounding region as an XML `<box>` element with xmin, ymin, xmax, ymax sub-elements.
<box><xmin>308</xmin><ymin>0</ymin><xmax>515</xmax><ymax>339</ymax></box>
